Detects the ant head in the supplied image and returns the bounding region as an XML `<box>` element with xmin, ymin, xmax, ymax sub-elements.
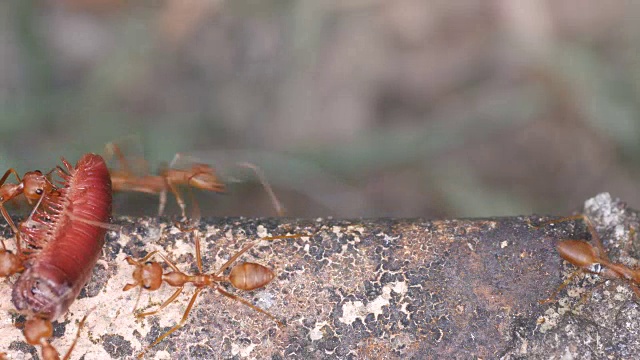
<box><xmin>22</xmin><ymin>317</ymin><xmax>53</xmax><ymax>345</ymax></box>
<box><xmin>22</xmin><ymin>171</ymin><xmax>53</xmax><ymax>201</ymax></box>
<box><xmin>140</xmin><ymin>262</ymin><xmax>163</xmax><ymax>290</ymax></box>
<box><xmin>125</xmin><ymin>260</ymin><xmax>163</xmax><ymax>291</ymax></box>
<box><xmin>187</xmin><ymin>166</ymin><xmax>222</xmax><ymax>191</ymax></box>
<box><xmin>0</xmin><ymin>250</ymin><xmax>23</xmax><ymax>277</ymax></box>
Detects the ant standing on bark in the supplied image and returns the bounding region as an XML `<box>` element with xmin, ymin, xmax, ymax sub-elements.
<box><xmin>123</xmin><ymin>224</ymin><xmax>303</xmax><ymax>358</ymax></box>
<box><xmin>532</xmin><ymin>214</ymin><xmax>640</xmax><ymax>303</ymax></box>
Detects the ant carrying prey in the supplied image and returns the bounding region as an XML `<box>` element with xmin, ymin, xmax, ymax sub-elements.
<box><xmin>123</xmin><ymin>227</ymin><xmax>304</xmax><ymax>358</ymax></box>
<box><xmin>0</xmin><ymin>154</ymin><xmax>112</xmax><ymax>359</ymax></box>
<box><xmin>533</xmin><ymin>214</ymin><xmax>640</xmax><ymax>303</ymax></box>
<box><xmin>0</xmin><ymin>168</ymin><xmax>58</xmax><ymax>254</ymax></box>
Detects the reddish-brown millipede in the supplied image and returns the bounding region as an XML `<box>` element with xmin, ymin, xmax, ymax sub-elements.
<box><xmin>10</xmin><ymin>153</ymin><xmax>112</xmax><ymax>359</ymax></box>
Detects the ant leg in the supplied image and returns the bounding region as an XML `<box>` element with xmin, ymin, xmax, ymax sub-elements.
<box><xmin>137</xmin><ymin>288</ymin><xmax>204</xmax><ymax>359</ymax></box>
<box><xmin>115</xmin><ymin>134</ymin><xmax>151</xmax><ymax>176</ymax></box>
<box><xmin>173</xmin><ymin>219</ymin><xmax>198</xmax><ymax>233</ymax></box>
<box><xmin>216</xmin><ymin>286</ymin><xmax>283</xmax><ymax>327</ymax></box>
<box><xmin>215</xmin><ymin>242</ymin><xmax>258</xmax><ymax>276</ymax></box>
<box><xmin>172</xmin><ymin>224</ymin><xmax>204</xmax><ymax>272</ymax></box>
<box><xmin>66</xmin><ymin>213</ymin><xmax>121</xmax><ymax>231</ymax></box>
<box><xmin>168</xmin><ymin>152</ymin><xmax>185</xmax><ymax>169</ymax></box>
<box><xmin>167</xmin><ymin>180</ymin><xmax>187</xmax><ymax>218</ymax></box>
<box><xmin>172</xmin><ymin>185</ymin><xmax>201</xmax><ymax>227</ymax></box>
<box><xmin>139</xmin><ymin>250</ymin><xmax>160</xmax><ymax>263</ymax></box>
<box><xmin>154</xmin><ymin>252</ymin><xmax>183</xmax><ymax>273</ymax></box>
<box><xmin>576</xmin><ymin>284</ymin><xmax>600</xmax><ymax>307</ymax></box>
<box><xmin>0</xmin><ymin>193</ymin><xmax>48</xmax><ymax>253</ymax></box>
<box><xmin>158</xmin><ymin>165</ymin><xmax>187</xmax><ymax>218</ymax></box>
<box><xmin>125</xmin><ymin>251</ymin><xmax>159</xmax><ymax>267</ymax></box>
<box><xmin>194</xmin><ymin>231</ymin><xmax>203</xmax><ymax>274</ymax></box>
<box><xmin>539</xmin><ymin>269</ymin><xmax>583</xmax><ymax>304</ymax></box>
<box><xmin>0</xmin><ymin>168</ymin><xmax>22</xmax><ymax>187</ymax></box>
<box><xmin>130</xmin><ymin>287</ymin><xmax>143</xmax><ymax>314</ymax></box>
<box><xmin>0</xmin><ymin>206</ymin><xmax>19</xmax><ymax>239</ymax></box>
<box><xmin>0</xmin><ymin>169</ymin><xmax>25</xmax><ymax>250</ymax></box>
<box><xmin>530</xmin><ymin>214</ymin><xmax>610</xmax><ymax>262</ymax></box>
<box><xmin>580</xmin><ymin>215</ymin><xmax>610</xmax><ymax>262</ymax></box>
<box><xmin>17</xmin><ymin>193</ymin><xmax>48</xmax><ymax>251</ymax></box>
<box><xmin>574</xmin><ymin>277</ymin><xmax>620</xmax><ymax>307</ymax></box>
<box><xmin>236</xmin><ymin>162</ymin><xmax>285</xmax><ymax>216</ymax></box>
<box><xmin>60</xmin><ymin>312</ymin><xmax>91</xmax><ymax>360</ymax></box>
<box><xmin>158</xmin><ymin>189</ymin><xmax>168</xmax><ymax>217</ymax></box>
<box><xmin>184</xmin><ymin>182</ymin><xmax>201</xmax><ymax>222</ymax></box>
<box><xmin>104</xmin><ymin>142</ymin><xmax>135</xmax><ymax>175</ymax></box>
<box><xmin>136</xmin><ymin>286</ymin><xmax>185</xmax><ymax>319</ymax></box>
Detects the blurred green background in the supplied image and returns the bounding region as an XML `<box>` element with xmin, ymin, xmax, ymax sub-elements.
<box><xmin>2</xmin><ymin>0</ymin><xmax>640</xmax><ymax>218</ymax></box>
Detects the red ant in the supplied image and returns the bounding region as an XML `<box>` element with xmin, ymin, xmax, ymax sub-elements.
<box><xmin>0</xmin><ymin>170</ymin><xmax>59</xmax><ymax>277</ymax></box>
<box><xmin>0</xmin><ymin>168</ymin><xmax>57</xmax><ymax>254</ymax></box>
<box><xmin>105</xmin><ymin>142</ymin><xmax>225</xmax><ymax>218</ymax></box>
<box><xmin>105</xmin><ymin>142</ymin><xmax>286</xmax><ymax>217</ymax></box>
<box><xmin>123</xmin><ymin>229</ymin><xmax>303</xmax><ymax>358</ymax></box>
<box><xmin>533</xmin><ymin>214</ymin><xmax>640</xmax><ymax>303</ymax></box>
<box><xmin>19</xmin><ymin>312</ymin><xmax>91</xmax><ymax>360</ymax></box>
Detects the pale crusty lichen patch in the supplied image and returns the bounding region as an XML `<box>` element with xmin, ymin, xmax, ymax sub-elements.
<box><xmin>338</xmin><ymin>281</ymin><xmax>407</xmax><ymax>326</ymax></box>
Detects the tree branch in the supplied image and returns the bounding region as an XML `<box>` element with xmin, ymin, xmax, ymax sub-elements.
<box><xmin>1</xmin><ymin>193</ymin><xmax>638</xmax><ymax>359</ymax></box>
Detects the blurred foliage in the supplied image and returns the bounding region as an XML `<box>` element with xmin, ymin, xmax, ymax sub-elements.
<box><xmin>1</xmin><ymin>0</ymin><xmax>640</xmax><ymax>218</ymax></box>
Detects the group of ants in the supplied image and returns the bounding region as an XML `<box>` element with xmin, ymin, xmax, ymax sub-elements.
<box><xmin>0</xmin><ymin>144</ymin><xmax>302</xmax><ymax>359</ymax></box>
<box><xmin>0</xmin><ymin>144</ymin><xmax>638</xmax><ymax>359</ymax></box>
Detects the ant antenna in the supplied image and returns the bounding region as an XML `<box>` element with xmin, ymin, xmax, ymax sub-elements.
<box><xmin>236</xmin><ymin>162</ymin><xmax>285</xmax><ymax>216</ymax></box>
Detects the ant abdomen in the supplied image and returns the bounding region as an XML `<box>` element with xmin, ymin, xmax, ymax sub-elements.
<box><xmin>229</xmin><ymin>262</ymin><xmax>275</xmax><ymax>291</ymax></box>
<box><xmin>556</xmin><ymin>240</ymin><xmax>599</xmax><ymax>268</ymax></box>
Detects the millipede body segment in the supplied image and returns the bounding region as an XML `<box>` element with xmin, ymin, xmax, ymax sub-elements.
<box><xmin>12</xmin><ymin>153</ymin><xmax>112</xmax><ymax>320</ymax></box>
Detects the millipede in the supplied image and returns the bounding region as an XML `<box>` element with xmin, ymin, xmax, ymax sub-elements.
<box><xmin>9</xmin><ymin>153</ymin><xmax>112</xmax><ymax>359</ymax></box>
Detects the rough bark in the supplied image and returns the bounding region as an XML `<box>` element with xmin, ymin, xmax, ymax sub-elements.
<box><xmin>1</xmin><ymin>193</ymin><xmax>639</xmax><ymax>359</ymax></box>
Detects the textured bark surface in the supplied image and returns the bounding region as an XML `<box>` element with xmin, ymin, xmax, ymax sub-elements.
<box><xmin>1</xmin><ymin>193</ymin><xmax>639</xmax><ymax>359</ymax></box>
